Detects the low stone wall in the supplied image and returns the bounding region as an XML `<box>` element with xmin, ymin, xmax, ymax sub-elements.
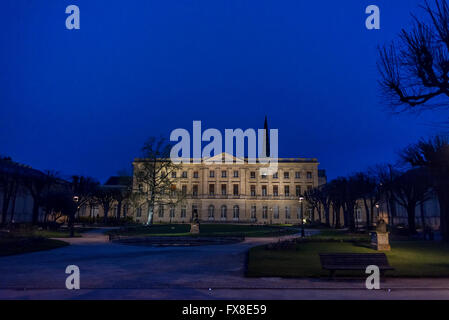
<box><xmin>111</xmin><ymin>235</ymin><xmax>244</xmax><ymax>247</ymax></box>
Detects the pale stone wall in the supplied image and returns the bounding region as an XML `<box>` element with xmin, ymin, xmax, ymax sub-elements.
<box><xmin>132</xmin><ymin>153</ymin><xmax>320</xmax><ymax>224</ymax></box>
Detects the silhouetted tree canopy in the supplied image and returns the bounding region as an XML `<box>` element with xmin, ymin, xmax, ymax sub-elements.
<box><xmin>379</xmin><ymin>0</ymin><xmax>449</xmax><ymax>110</ymax></box>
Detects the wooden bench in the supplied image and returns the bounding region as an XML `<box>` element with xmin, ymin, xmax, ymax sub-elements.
<box><xmin>319</xmin><ymin>253</ymin><xmax>394</xmax><ymax>278</ymax></box>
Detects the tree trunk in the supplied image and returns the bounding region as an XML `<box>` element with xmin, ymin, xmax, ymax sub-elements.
<box><xmin>363</xmin><ymin>198</ymin><xmax>370</xmax><ymax>229</ymax></box>
<box><xmin>388</xmin><ymin>195</ymin><xmax>397</xmax><ymax>225</ymax></box>
<box><xmin>334</xmin><ymin>206</ymin><xmax>341</xmax><ymax>228</ymax></box>
<box><xmin>103</xmin><ymin>206</ymin><xmax>109</xmax><ymax>223</ymax></box>
<box><xmin>436</xmin><ymin>190</ymin><xmax>449</xmax><ymax>242</ymax></box>
<box><xmin>31</xmin><ymin>199</ymin><xmax>40</xmax><ymax>225</ymax></box>
<box><xmin>9</xmin><ymin>192</ymin><xmax>17</xmax><ymax>224</ymax></box>
<box><xmin>347</xmin><ymin>204</ymin><xmax>356</xmax><ymax>231</ymax></box>
<box><xmin>69</xmin><ymin>210</ymin><xmax>75</xmax><ymax>237</ymax></box>
<box><xmin>317</xmin><ymin>206</ymin><xmax>322</xmax><ymax>223</ymax></box>
<box><xmin>146</xmin><ymin>191</ymin><xmax>155</xmax><ymax>225</ymax></box>
<box><xmin>420</xmin><ymin>201</ymin><xmax>426</xmax><ymax>231</ymax></box>
<box><xmin>407</xmin><ymin>203</ymin><xmax>417</xmax><ymax>236</ymax></box>
<box><xmin>343</xmin><ymin>204</ymin><xmax>349</xmax><ymax>228</ymax></box>
<box><xmin>324</xmin><ymin>206</ymin><xmax>330</xmax><ymax>226</ymax></box>
<box><xmin>1</xmin><ymin>194</ymin><xmax>9</xmax><ymax>225</ymax></box>
<box><xmin>116</xmin><ymin>200</ymin><xmax>122</xmax><ymax>220</ymax></box>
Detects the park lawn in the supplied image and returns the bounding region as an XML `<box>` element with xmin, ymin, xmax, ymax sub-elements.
<box><xmin>247</xmin><ymin>241</ymin><xmax>449</xmax><ymax>278</ymax></box>
<box><xmin>309</xmin><ymin>229</ymin><xmax>370</xmax><ymax>242</ymax></box>
<box><xmin>107</xmin><ymin>224</ymin><xmax>299</xmax><ymax>238</ymax></box>
<box><xmin>0</xmin><ymin>235</ymin><xmax>69</xmax><ymax>257</ymax></box>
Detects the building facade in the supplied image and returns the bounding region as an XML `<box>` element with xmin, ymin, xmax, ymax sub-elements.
<box><xmin>132</xmin><ymin>153</ymin><xmax>322</xmax><ymax>224</ymax></box>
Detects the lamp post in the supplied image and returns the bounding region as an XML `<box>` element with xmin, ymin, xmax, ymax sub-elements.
<box><xmin>71</xmin><ymin>196</ymin><xmax>79</xmax><ymax>238</ymax></box>
<box><xmin>375</xmin><ymin>203</ymin><xmax>380</xmax><ymax>222</ymax></box>
<box><xmin>270</xmin><ymin>207</ymin><xmax>273</xmax><ymax>225</ymax></box>
<box><xmin>299</xmin><ymin>196</ymin><xmax>305</xmax><ymax>237</ymax></box>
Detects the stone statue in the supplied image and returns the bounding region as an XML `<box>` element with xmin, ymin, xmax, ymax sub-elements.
<box><xmin>190</xmin><ymin>208</ymin><xmax>200</xmax><ymax>234</ymax></box>
<box><xmin>370</xmin><ymin>218</ymin><xmax>390</xmax><ymax>251</ymax></box>
<box><xmin>376</xmin><ymin>219</ymin><xmax>387</xmax><ymax>233</ymax></box>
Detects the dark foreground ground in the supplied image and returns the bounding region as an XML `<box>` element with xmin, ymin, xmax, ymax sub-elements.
<box><xmin>0</xmin><ymin>229</ymin><xmax>449</xmax><ymax>300</ymax></box>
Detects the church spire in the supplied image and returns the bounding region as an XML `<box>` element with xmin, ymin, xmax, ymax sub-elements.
<box><xmin>263</xmin><ymin>115</ymin><xmax>270</xmax><ymax>157</ymax></box>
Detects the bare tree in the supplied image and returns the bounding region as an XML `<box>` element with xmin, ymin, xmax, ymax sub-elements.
<box><xmin>71</xmin><ymin>176</ymin><xmax>99</xmax><ymax>235</ymax></box>
<box><xmin>378</xmin><ymin>0</ymin><xmax>449</xmax><ymax>110</ymax></box>
<box><xmin>353</xmin><ymin>172</ymin><xmax>381</xmax><ymax>229</ymax></box>
<box><xmin>304</xmin><ymin>188</ymin><xmax>322</xmax><ymax>223</ymax></box>
<box><xmin>0</xmin><ymin>158</ymin><xmax>21</xmax><ymax>225</ymax></box>
<box><xmin>400</xmin><ymin>135</ymin><xmax>449</xmax><ymax>240</ymax></box>
<box><xmin>134</xmin><ymin>137</ymin><xmax>185</xmax><ymax>225</ymax></box>
<box><xmin>42</xmin><ymin>191</ymin><xmax>77</xmax><ymax>225</ymax></box>
<box><xmin>390</xmin><ymin>168</ymin><xmax>433</xmax><ymax>235</ymax></box>
<box><xmin>93</xmin><ymin>186</ymin><xmax>121</xmax><ymax>223</ymax></box>
<box><xmin>327</xmin><ymin>178</ymin><xmax>347</xmax><ymax>228</ymax></box>
<box><xmin>23</xmin><ymin>170</ymin><xmax>58</xmax><ymax>225</ymax></box>
<box><xmin>316</xmin><ymin>184</ymin><xmax>332</xmax><ymax>226</ymax></box>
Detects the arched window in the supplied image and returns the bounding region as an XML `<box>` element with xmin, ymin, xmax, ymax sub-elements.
<box><xmin>208</xmin><ymin>205</ymin><xmax>215</xmax><ymax>219</ymax></box>
<box><xmin>251</xmin><ymin>206</ymin><xmax>257</xmax><ymax>219</ymax></box>
<box><xmin>181</xmin><ymin>206</ymin><xmax>187</xmax><ymax>218</ymax></box>
<box><xmin>233</xmin><ymin>205</ymin><xmax>239</xmax><ymax>219</ymax></box>
<box><xmin>273</xmin><ymin>206</ymin><xmax>279</xmax><ymax>219</ymax></box>
<box><xmin>285</xmin><ymin>206</ymin><xmax>290</xmax><ymax>219</ymax></box>
<box><xmin>221</xmin><ymin>205</ymin><xmax>227</xmax><ymax>219</ymax></box>
<box><xmin>158</xmin><ymin>205</ymin><xmax>164</xmax><ymax>217</ymax></box>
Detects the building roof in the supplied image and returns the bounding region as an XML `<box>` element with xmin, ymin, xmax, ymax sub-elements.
<box><xmin>134</xmin><ymin>152</ymin><xmax>318</xmax><ymax>164</ymax></box>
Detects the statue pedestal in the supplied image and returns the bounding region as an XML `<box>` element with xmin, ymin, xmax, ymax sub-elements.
<box><xmin>190</xmin><ymin>223</ymin><xmax>200</xmax><ymax>234</ymax></box>
<box><xmin>370</xmin><ymin>231</ymin><xmax>391</xmax><ymax>251</ymax></box>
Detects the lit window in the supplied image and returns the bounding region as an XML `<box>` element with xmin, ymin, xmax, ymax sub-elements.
<box><xmin>233</xmin><ymin>205</ymin><xmax>239</xmax><ymax>219</ymax></box>
<box><xmin>262</xmin><ymin>206</ymin><xmax>268</xmax><ymax>219</ymax></box>
<box><xmin>208</xmin><ymin>205</ymin><xmax>215</xmax><ymax>218</ymax></box>
<box><xmin>251</xmin><ymin>206</ymin><xmax>256</xmax><ymax>219</ymax></box>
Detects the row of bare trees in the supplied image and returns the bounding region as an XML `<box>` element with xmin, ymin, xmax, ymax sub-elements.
<box><xmin>376</xmin><ymin>0</ymin><xmax>449</xmax><ymax>240</ymax></box>
<box><xmin>304</xmin><ymin>136</ymin><xmax>449</xmax><ymax>240</ymax></box>
<box><xmin>0</xmin><ymin>156</ymin><xmax>135</xmax><ymax>231</ymax></box>
<box><xmin>0</xmin><ymin>157</ymin><xmax>65</xmax><ymax>226</ymax></box>
<box><xmin>0</xmin><ymin>136</ymin><xmax>183</xmax><ymax>231</ymax></box>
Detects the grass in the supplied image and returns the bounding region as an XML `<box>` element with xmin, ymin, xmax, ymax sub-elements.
<box><xmin>107</xmin><ymin>223</ymin><xmax>299</xmax><ymax>238</ymax></box>
<box><xmin>0</xmin><ymin>233</ymin><xmax>69</xmax><ymax>257</ymax></box>
<box><xmin>7</xmin><ymin>229</ymin><xmax>83</xmax><ymax>238</ymax></box>
<box><xmin>247</xmin><ymin>240</ymin><xmax>449</xmax><ymax>278</ymax></box>
<box><xmin>309</xmin><ymin>229</ymin><xmax>370</xmax><ymax>242</ymax></box>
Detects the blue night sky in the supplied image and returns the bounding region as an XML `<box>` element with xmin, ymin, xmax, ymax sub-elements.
<box><xmin>1</xmin><ymin>0</ymin><xmax>448</xmax><ymax>183</ymax></box>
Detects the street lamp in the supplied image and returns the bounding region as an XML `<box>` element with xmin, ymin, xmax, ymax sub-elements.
<box><xmin>71</xmin><ymin>195</ymin><xmax>79</xmax><ymax>238</ymax></box>
<box><xmin>375</xmin><ymin>203</ymin><xmax>380</xmax><ymax>222</ymax></box>
<box><xmin>299</xmin><ymin>196</ymin><xmax>305</xmax><ymax>237</ymax></box>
